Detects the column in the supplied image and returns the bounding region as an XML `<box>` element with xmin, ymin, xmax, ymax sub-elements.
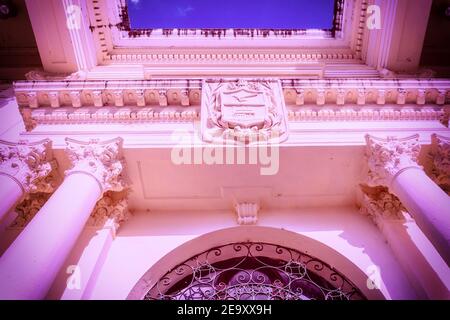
<box><xmin>359</xmin><ymin>186</ymin><xmax>450</xmax><ymax>299</ymax></box>
<box><xmin>365</xmin><ymin>134</ymin><xmax>450</xmax><ymax>265</ymax></box>
<box><xmin>0</xmin><ymin>139</ymin><xmax>55</xmax><ymax>221</ymax></box>
<box><xmin>46</xmin><ymin>192</ymin><xmax>129</xmax><ymax>300</ymax></box>
<box><xmin>0</xmin><ymin>137</ymin><xmax>125</xmax><ymax>299</ymax></box>
<box><xmin>363</xmin><ymin>0</ymin><xmax>432</xmax><ymax>72</ymax></box>
<box><xmin>25</xmin><ymin>0</ymin><xmax>97</xmax><ymax>73</ymax></box>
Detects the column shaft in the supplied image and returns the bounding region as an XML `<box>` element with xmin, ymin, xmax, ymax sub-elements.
<box><xmin>0</xmin><ymin>175</ymin><xmax>23</xmax><ymax>221</ymax></box>
<box><xmin>391</xmin><ymin>168</ymin><xmax>450</xmax><ymax>265</ymax></box>
<box><xmin>0</xmin><ymin>173</ymin><xmax>101</xmax><ymax>299</ymax></box>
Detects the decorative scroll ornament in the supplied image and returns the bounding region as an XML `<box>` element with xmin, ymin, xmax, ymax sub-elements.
<box><xmin>235</xmin><ymin>202</ymin><xmax>258</xmax><ymax>225</ymax></box>
<box><xmin>87</xmin><ymin>191</ymin><xmax>130</xmax><ymax>230</ymax></box>
<box><xmin>11</xmin><ymin>192</ymin><xmax>51</xmax><ymax>228</ymax></box>
<box><xmin>359</xmin><ymin>186</ymin><xmax>405</xmax><ymax>229</ymax></box>
<box><xmin>0</xmin><ymin>139</ymin><xmax>57</xmax><ymax>194</ymax></box>
<box><xmin>429</xmin><ymin>134</ymin><xmax>450</xmax><ymax>194</ymax></box>
<box><xmin>65</xmin><ymin>137</ymin><xmax>126</xmax><ymax>193</ymax></box>
<box><xmin>144</xmin><ymin>242</ymin><xmax>365</xmax><ymax>300</ymax></box>
<box><xmin>365</xmin><ymin>134</ymin><xmax>422</xmax><ymax>187</ymax></box>
<box><xmin>201</xmin><ymin>79</ymin><xmax>288</xmax><ymax>144</ymax></box>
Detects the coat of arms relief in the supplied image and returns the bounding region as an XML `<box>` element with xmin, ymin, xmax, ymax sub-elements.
<box><xmin>201</xmin><ymin>79</ymin><xmax>289</xmax><ymax>143</ymax></box>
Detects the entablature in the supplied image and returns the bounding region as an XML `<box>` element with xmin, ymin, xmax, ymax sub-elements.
<box><xmin>12</xmin><ymin>77</ymin><xmax>450</xmax><ymax>148</ymax></box>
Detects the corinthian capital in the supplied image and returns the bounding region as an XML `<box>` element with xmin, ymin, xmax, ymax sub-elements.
<box><xmin>0</xmin><ymin>139</ymin><xmax>57</xmax><ymax>194</ymax></box>
<box><xmin>429</xmin><ymin>134</ymin><xmax>450</xmax><ymax>194</ymax></box>
<box><xmin>65</xmin><ymin>137</ymin><xmax>126</xmax><ymax>193</ymax></box>
<box><xmin>365</xmin><ymin>134</ymin><xmax>422</xmax><ymax>187</ymax></box>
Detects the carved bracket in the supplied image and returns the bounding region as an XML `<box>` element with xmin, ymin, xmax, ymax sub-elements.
<box><xmin>235</xmin><ymin>202</ymin><xmax>259</xmax><ymax>225</ymax></box>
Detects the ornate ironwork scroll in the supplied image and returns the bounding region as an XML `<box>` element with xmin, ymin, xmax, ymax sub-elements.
<box><xmin>144</xmin><ymin>242</ymin><xmax>366</xmax><ymax>300</ymax></box>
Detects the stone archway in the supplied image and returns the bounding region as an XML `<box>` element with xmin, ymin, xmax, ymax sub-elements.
<box><xmin>127</xmin><ymin>226</ymin><xmax>385</xmax><ymax>300</ymax></box>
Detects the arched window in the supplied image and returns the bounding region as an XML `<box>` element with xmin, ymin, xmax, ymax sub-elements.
<box><xmin>144</xmin><ymin>242</ymin><xmax>366</xmax><ymax>300</ymax></box>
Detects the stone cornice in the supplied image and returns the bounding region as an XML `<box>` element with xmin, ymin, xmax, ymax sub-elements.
<box><xmin>108</xmin><ymin>50</ymin><xmax>359</xmax><ymax>64</ymax></box>
<box><xmin>429</xmin><ymin>134</ymin><xmax>450</xmax><ymax>194</ymax></box>
<box><xmin>13</xmin><ymin>79</ymin><xmax>450</xmax><ymax>130</ymax></box>
<box><xmin>14</xmin><ymin>78</ymin><xmax>450</xmax><ymax>109</ymax></box>
<box><xmin>287</xmin><ymin>107</ymin><xmax>443</xmax><ymax>122</ymax></box>
<box><xmin>19</xmin><ymin>106</ymin><xmax>444</xmax><ymax>129</ymax></box>
<box><xmin>365</xmin><ymin>134</ymin><xmax>422</xmax><ymax>187</ymax></box>
<box><xmin>65</xmin><ymin>137</ymin><xmax>126</xmax><ymax>194</ymax></box>
<box><xmin>14</xmin><ymin>79</ymin><xmax>202</xmax><ymax>110</ymax></box>
<box><xmin>0</xmin><ymin>139</ymin><xmax>57</xmax><ymax>194</ymax></box>
<box><xmin>282</xmin><ymin>79</ymin><xmax>450</xmax><ymax>106</ymax></box>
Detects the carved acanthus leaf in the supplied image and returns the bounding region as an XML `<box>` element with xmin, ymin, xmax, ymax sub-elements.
<box><xmin>11</xmin><ymin>192</ymin><xmax>51</xmax><ymax>227</ymax></box>
<box><xmin>65</xmin><ymin>137</ymin><xmax>126</xmax><ymax>193</ymax></box>
<box><xmin>429</xmin><ymin>134</ymin><xmax>450</xmax><ymax>194</ymax></box>
<box><xmin>87</xmin><ymin>191</ymin><xmax>130</xmax><ymax>229</ymax></box>
<box><xmin>365</xmin><ymin>134</ymin><xmax>422</xmax><ymax>187</ymax></box>
<box><xmin>0</xmin><ymin>139</ymin><xmax>57</xmax><ymax>193</ymax></box>
<box><xmin>359</xmin><ymin>186</ymin><xmax>405</xmax><ymax>227</ymax></box>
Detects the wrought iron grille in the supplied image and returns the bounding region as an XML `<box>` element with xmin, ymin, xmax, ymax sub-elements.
<box><xmin>144</xmin><ymin>242</ymin><xmax>366</xmax><ymax>300</ymax></box>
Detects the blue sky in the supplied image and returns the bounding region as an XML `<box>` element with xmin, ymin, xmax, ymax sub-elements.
<box><xmin>126</xmin><ymin>0</ymin><xmax>335</xmax><ymax>29</ymax></box>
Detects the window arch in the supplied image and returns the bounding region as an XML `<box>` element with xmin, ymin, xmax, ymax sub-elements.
<box><xmin>144</xmin><ymin>242</ymin><xmax>365</xmax><ymax>300</ymax></box>
<box><xmin>128</xmin><ymin>226</ymin><xmax>385</xmax><ymax>300</ymax></box>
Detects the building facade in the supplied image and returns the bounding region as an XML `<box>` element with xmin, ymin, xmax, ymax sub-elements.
<box><xmin>0</xmin><ymin>0</ymin><xmax>449</xmax><ymax>300</ymax></box>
